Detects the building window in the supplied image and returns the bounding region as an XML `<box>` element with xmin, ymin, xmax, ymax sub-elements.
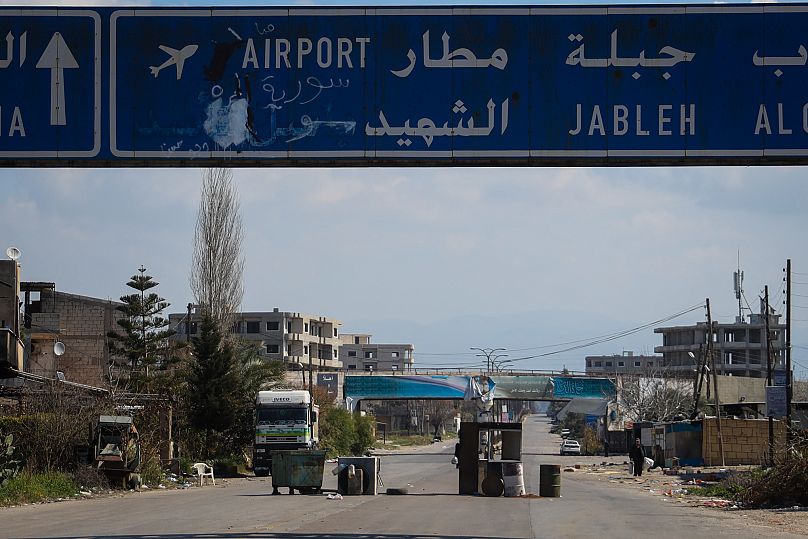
<box><xmin>354</xmin><ymin>336</ymin><xmax>360</xmax><ymax>344</ymax></box>
<box><xmin>605</xmin><ymin>361</ymin><xmax>612</xmax><ymax>367</ymax></box>
<box><xmin>246</xmin><ymin>321</ymin><xmax>260</xmax><ymax>334</ymax></box>
<box><xmin>287</xmin><ymin>345</ymin><xmax>291</xmax><ymax>355</ymax></box>
<box><xmin>365</xmin><ymin>351</ymin><xmax>374</xmax><ymax>359</ymax></box>
<box><xmin>334</xmin><ymin>328</ymin><xmax>338</xmax><ymax>337</ymax></box>
<box><xmin>304</xmin><ymin>346</ymin><xmax>308</xmax><ymax>354</ymax></box>
<box><xmin>348</xmin><ymin>350</ymin><xmax>357</xmax><ymax>357</ymax></box>
<box><xmin>304</xmin><ymin>323</ymin><xmax>309</xmax><ymax>333</ymax></box>
<box><xmin>586</xmin><ymin>360</ymin><xmax>591</xmax><ymax>367</ymax></box>
<box><xmin>391</xmin><ymin>365</ymin><xmax>398</xmax><ymax>371</ymax></box>
<box><xmin>287</xmin><ymin>322</ymin><xmax>292</xmax><ymax>333</ymax></box>
<box><xmin>594</xmin><ymin>361</ymin><xmax>602</xmax><ymax>367</ymax></box>
<box><xmin>634</xmin><ymin>361</ymin><xmax>641</xmax><ymax>367</ymax></box>
<box><xmin>266</xmin><ymin>321</ymin><xmax>279</xmax><ymax>331</ymax></box>
<box><xmin>391</xmin><ymin>351</ymin><xmax>400</xmax><ymax>358</ymax></box>
<box><xmin>364</xmin><ymin>364</ymin><xmax>376</xmax><ymax>372</ymax></box>
<box><xmin>618</xmin><ymin>361</ymin><xmax>625</xmax><ymax>367</ymax></box>
<box><xmin>333</xmin><ymin>349</ymin><xmax>338</xmax><ymax>358</ymax></box>
<box><xmin>189</xmin><ymin>322</ymin><xmax>198</xmax><ymax>334</ymax></box>
<box><xmin>348</xmin><ymin>364</ymin><xmax>357</xmax><ymax>370</ymax></box>
<box><xmin>266</xmin><ymin>344</ymin><xmax>279</xmax><ymax>354</ymax></box>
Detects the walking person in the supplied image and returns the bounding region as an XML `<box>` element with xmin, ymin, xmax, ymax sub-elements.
<box><xmin>628</xmin><ymin>438</ymin><xmax>645</xmax><ymax>477</ymax></box>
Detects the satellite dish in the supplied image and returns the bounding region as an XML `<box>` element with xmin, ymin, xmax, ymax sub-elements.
<box><xmin>5</xmin><ymin>246</ymin><xmax>20</xmax><ymax>260</ymax></box>
<box><xmin>54</xmin><ymin>341</ymin><xmax>65</xmax><ymax>356</ymax></box>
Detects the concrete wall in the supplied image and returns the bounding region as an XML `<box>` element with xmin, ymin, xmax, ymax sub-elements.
<box><xmin>702</xmin><ymin>417</ymin><xmax>785</xmax><ymax>466</ymax></box>
<box><xmin>694</xmin><ymin>374</ymin><xmax>766</xmax><ymax>405</ymax></box>
<box><xmin>29</xmin><ymin>291</ymin><xmax>121</xmax><ymax>388</ymax></box>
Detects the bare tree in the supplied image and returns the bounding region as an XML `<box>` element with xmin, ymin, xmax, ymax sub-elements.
<box><xmin>617</xmin><ymin>367</ymin><xmax>695</xmax><ymax>423</ymax></box>
<box><xmin>424</xmin><ymin>400</ymin><xmax>457</xmax><ymax>438</ymax></box>
<box><xmin>190</xmin><ymin>169</ymin><xmax>245</xmax><ymax>333</ymax></box>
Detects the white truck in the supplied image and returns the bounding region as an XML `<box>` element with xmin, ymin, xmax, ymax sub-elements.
<box><xmin>253</xmin><ymin>390</ymin><xmax>319</xmax><ymax>477</ymax></box>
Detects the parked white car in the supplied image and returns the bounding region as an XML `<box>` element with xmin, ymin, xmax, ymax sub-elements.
<box><xmin>560</xmin><ymin>429</ymin><xmax>571</xmax><ymax>438</ymax></box>
<box><xmin>560</xmin><ymin>439</ymin><xmax>581</xmax><ymax>455</ymax></box>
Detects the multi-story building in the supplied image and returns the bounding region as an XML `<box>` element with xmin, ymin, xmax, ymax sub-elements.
<box><xmin>338</xmin><ymin>333</ymin><xmax>414</xmax><ymax>372</ymax></box>
<box><xmin>169</xmin><ymin>307</ymin><xmax>343</xmax><ymax>371</ymax></box>
<box><xmin>654</xmin><ymin>310</ymin><xmax>785</xmax><ymax>379</ymax></box>
<box><xmin>0</xmin><ymin>259</ymin><xmax>22</xmax><ymax>372</ymax></box>
<box><xmin>585</xmin><ymin>351</ymin><xmax>662</xmax><ymax>375</ymax></box>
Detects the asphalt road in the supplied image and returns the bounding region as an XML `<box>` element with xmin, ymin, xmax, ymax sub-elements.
<box><xmin>1</xmin><ymin>415</ymin><xmax>805</xmax><ymax>539</ymax></box>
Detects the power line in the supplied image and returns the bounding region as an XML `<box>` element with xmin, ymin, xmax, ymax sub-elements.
<box><xmin>500</xmin><ymin>302</ymin><xmax>705</xmax><ymax>353</ymax></box>
<box><xmin>412</xmin><ymin>302</ymin><xmax>705</xmax><ymax>365</ymax></box>
<box><xmin>497</xmin><ymin>304</ymin><xmax>707</xmax><ymax>363</ymax></box>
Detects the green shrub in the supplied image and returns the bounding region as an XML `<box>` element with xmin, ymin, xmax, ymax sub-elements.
<box><xmin>320</xmin><ymin>408</ymin><xmax>376</xmax><ymax>458</ymax></box>
<box><xmin>0</xmin><ymin>416</ymin><xmax>25</xmax><ymax>436</ymax></box>
<box><xmin>0</xmin><ymin>471</ymin><xmax>77</xmax><ymax>506</ymax></box>
<box><xmin>0</xmin><ymin>432</ymin><xmax>22</xmax><ymax>486</ymax></box>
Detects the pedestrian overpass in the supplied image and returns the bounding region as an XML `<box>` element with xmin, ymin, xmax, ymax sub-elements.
<box><xmin>344</xmin><ymin>373</ymin><xmax>615</xmax><ymax>410</ymax></box>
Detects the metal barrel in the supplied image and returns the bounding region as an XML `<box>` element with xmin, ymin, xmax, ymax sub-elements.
<box><xmin>539</xmin><ymin>464</ymin><xmax>561</xmax><ymax>497</ymax></box>
<box><xmin>502</xmin><ymin>462</ymin><xmax>525</xmax><ymax>497</ymax></box>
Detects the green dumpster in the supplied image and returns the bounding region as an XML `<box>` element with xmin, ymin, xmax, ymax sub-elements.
<box><xmin>271</xmin><ymin>450</ymin><xmax>326</xmax><ymax>494</ymax></box>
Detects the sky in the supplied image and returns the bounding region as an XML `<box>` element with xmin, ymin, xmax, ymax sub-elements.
<box><xmin>4</xmin><ymin>0</ymin><xmax>808</xmax><ymax>377</ymax></box>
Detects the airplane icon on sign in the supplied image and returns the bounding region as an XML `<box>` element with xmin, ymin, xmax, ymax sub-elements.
<box><xmin>149</xmin><ymin>44</ymin><xmax>198</xmax><ymax>80</ymax></box>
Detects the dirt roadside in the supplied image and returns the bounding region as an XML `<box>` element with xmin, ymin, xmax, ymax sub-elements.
<box><xmin>565</xmin><ymin>462</ymin><xmax>808</xmax><ymax>537</ymax></box>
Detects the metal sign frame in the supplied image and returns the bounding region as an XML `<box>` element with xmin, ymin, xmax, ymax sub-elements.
<box><xmin>4</xmin><ymin>5</ymin><xmax>808</xmax><ymax>166</ymax></box>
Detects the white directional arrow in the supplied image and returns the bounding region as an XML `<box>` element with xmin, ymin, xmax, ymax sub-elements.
<box><xmin>35</xmin><ymin>32</ymin><xmax>79</xmax><ymax>126</ymax></box>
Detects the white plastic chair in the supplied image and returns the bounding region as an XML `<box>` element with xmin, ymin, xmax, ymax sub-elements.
<box><xmin>192</xmin><ymin>462</ymin><xmax>215</xmax><ymax>486</ymax></box>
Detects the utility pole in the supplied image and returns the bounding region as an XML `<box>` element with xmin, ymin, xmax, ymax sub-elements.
<box><xmin>691</xmin><ymin>344</ymin><xmax>707</xmax><ymax>420</ymax></box>
<box><xmin>786</xmin><ymin>259</ymin><xmax>792</xmax><ymax>443</ymax></box>
<box><xmin>186</xmin><ymin>302</ymin><xmax>192</xmax><ymax>342</ymax></box>
<box><xmin>765</xmin><ymin>285</ymin><xmax>774</xmax><ymax>467</ymax></box>
<box><xmin>706</xmin><ymin>298</ymin><xmax>725</xmax><ymax>467</ymax></box>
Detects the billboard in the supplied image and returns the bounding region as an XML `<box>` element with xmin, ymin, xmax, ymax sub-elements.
<box><xmin>5</xmin><ymin>5</ymin><xmax>808</xmax><ymax>166</ymax></box>
<box><xmin>344</xmin><ymin>374</ymin><xmax>615</xmax><ymax>401</ymax></box>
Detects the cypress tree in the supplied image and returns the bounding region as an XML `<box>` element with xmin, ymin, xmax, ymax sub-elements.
<box><xmin>186</xmin><ymin>314</ymin><xmax>239</xmax><ymax>457</ymax></box>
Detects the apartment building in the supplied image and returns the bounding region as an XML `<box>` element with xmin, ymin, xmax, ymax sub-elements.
<box><xmin>654</xmin><ymin>310</ymin><xmax>785</xmax><ymax>379</ymax></box>
<box><xmin>169</xmin><ymin>307</ymin><xmax>343</xmax><ymax>370</ymax></box>
<box><xmin>338</xmin><ymin>333</ymin><xmax>414</xmax><ymax>372</ymax></box>
<box><xmin>585</xmin><ymin>351</ymin><xmax>662</xmax><ymax>375</ymax></box>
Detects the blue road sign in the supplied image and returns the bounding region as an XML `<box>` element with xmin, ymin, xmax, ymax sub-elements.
<box><xmin>0</xmin><ymin>10</ymin><xmax>100</xmax><ymax>159</ymax></box>
<box><xmin>9</xmin><ymin>6</ymin><xmax>808</xmax><ymax>165</ymax></box>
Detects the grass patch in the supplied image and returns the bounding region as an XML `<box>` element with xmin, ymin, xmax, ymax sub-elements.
<box><xmin>379</xmin><ymin>434</ymin><xmax>449</xmax><ymax>447</ymax></box>
<box><xmin>0</xmin><ymin>471</ymin><xmax>78</xmax><ymax>506</ymax></box>
<box><xmin>686</xmin><ymin>483</ymin><xmax>743</xmax><ymax>499</ymax></box>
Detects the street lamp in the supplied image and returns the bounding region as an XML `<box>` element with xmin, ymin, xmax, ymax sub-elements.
<box><xmin>493</xmin><ymin>358</ymin><xmax>514</xmax><ymax>372</ymax></box>
<box><xmin>470</xmin><ymin>347</ymin><xmax>506</xmax><ymax>373</ymax></box>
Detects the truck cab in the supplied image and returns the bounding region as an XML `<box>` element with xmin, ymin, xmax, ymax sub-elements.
<box><xmin>253</xmin><ymin>390</ymin><xmax>319</xmax><ymax>477</ymax></box>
